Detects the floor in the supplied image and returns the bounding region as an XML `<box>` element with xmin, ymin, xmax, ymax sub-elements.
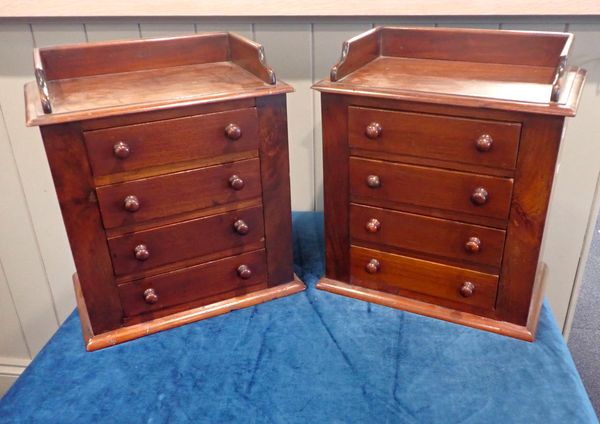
<box><xmin>569</xmin><ymin>210</ymin><xmax>600</xmax><ymax>414</ymax></box>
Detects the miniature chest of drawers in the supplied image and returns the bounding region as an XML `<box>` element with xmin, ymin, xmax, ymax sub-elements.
<box><xmin>25</xmin><ymin>33</ymin><xmax>304</xmax><ymax>350</ymax></box>
<box><xmin>313</xmin><ymin>27</ymin><xmax>586</xmax><ymax>341</ymax></box>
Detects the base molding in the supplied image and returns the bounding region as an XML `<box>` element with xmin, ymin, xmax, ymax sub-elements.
<box><xmin>316</xmin><ymin>277</ymin><xmax>539</xmax><ymax>342</ymax></box>
<box><xmin>0</xmin><ymin>358</ymin><xmax>30</xmax><ymax>396</ymax></box>
<box><xmin>75</xmin><ymin>274</ymin><xmax>306</xmax><ymax>351</ymax></box>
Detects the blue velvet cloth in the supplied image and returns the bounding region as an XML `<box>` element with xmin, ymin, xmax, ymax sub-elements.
<box><xmin>1</xmin><ymin>212</ymin><xmax>597</xmax><ymax>423</ymax></box>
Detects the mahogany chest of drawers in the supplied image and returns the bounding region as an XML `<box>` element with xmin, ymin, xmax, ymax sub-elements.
<box><xmin>25</xmin><ymin>33</ymin><xmax>304</xmax><ymax>350</ymax></box>
<box><xmin>313</xmin><ymin>27</ymin><xmax>586</xmax><ymax>341</ymax></box>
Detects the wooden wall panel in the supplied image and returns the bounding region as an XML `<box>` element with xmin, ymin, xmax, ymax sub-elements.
<box><xmin>195</xmin><ymin>21</ymin><xmax>253</xmax><ymax>39</ymax></box>
<box><xmin>139</xmin><ymin>21</ymin><xmax>196</xmax><ymax>38</ymax></box>
<box><xmin>254</xmin><ymin>23</ymin><xmax>315</xmax><ymax>211</ymax></box>
<box><xmin>84</xmin><ymin>22</ymin><xmax>141</xmax><ymax>41</ymax></box>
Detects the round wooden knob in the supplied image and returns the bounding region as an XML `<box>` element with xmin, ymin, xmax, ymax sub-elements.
<box><xmin>113</xmin><ymin>141</ymin><xmax>130</xmax><ymax>159</ymax></box>
<box><xmin>123</xmin><ymin>195</ymin><xmax>140</xmax><ymax>212</ymax></box>
<box><xmin>475</xmin><ymin>134</ymin><xmax>493</xmax><ymax>152</ymax></box>
<box><xmin>366</xmin><ymin>218</ymin><xmax>381</xmax><ymax>233</ymax></box>
<box><xmin>471</xmin><ymin>187</ymin><xmax>488</xmax><ymax>206</ymax></box>
<box><xmin>134</xmin><ymin>244</ymin><xmax>150</xmax><ymax>261</ymax></box>
<box><xmin>365</xmin><ymin>122</ymin><xmax>383</xmax><ymax>139</ymax></box>
<box><xmin>365</xmin><ymin>258</ymin><xmax>380</xmax><ymax>274</ymax></box>
<box><xmin>225</xmin><ymin>123</ymin><xmax>242</xmax><ymax>140</ymax></box>
<box><xmin>237</xmin><ymin>264</ymin><xmax>252</xmax><ymax>279</ymax></box>
<box><xmin>465</xmin><ymin>237</ymin><xmax>481</xmax><ymax>253</ymax></box>
<box><xmin>143</xmin><ymin>288</ymin><xmax>158</xmax><ymax>304</ymax></box>
<box><xmin>460</xmin><ymin>281</ymin><xmax>476</xmax><ymax>298</ymax></box>
<box><xmin>366</xmin><ymin>175</ymin><xmax>381</xmax><ymax>188</ymax></box>
<box><xmin>233</xmin><ymin>219</ymin><xmax>249</xmax><ymax>235</ymax></box>
<box><xmin>229</xmin><ymin>175</ymin><xmax>245</xmax><ymax>190</ymax></box>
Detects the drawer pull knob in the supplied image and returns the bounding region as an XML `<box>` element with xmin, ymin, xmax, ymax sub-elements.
<box><xmin>476</xmin><ymin>134</ymin><xmax>494</xmax><ymax>152</ymax></box>
<box><xmin>123</xmin><ymin>195</ymin><xmax>140</xmax><ymax>212</ymax></box>
<box><xmin>366</xmin><ymin>175</ymin><xmax>381</xmax><ymax>188</ymax></box>
<box><xmin>113</xmin><ymin>141</ymin><xmax>130</xmax><ymax>159</ymax></box>
<box><xmin>225</xmin><ymin>123</ymin><xmax>242</xmax><ymax>140</ymax></box>
<box><xmin>134</xmin><ymin>244</ymin><xmax>150</xmax><ymax>261</ymax></box>
<box><xmin>229</xmin><ymin>175</ymin><xmax>245</xmax><ymax>190</ymax></box>
<box><xmin>460</xmin><ymin>281</ymin><xmax>476</xmax><ymax>298</ymax></box>
<box><xmin>365</xmin><ymin>258</ymin><xmax>380</xmax><ymax>274</ymax></box>
<box><xmin>365</xmin><ymin>122</ymin><xmax>383</xmax><ymax>139</ymax></box>
<box><xmin>470</xmin><ymin>187</ymin><xmax>488</xmax><ymax>205</ymax></box>
<box><xmin>233</xmin><ymin>219</ymin><xmax>249</xmax><ymax>235</ymax></box>
<box><xmin>143</xmin><ymin>288</ymin><xmax>158</xmax><ymax>304</ymax></box>
<box><xmin>237</xmin><ymin>264</ymin><xmax>252</xmax><ymax>279</ymax></box>
<box><xmin>366</xmin><ymin>218</ymin><xmax>381</xmax><ymax>233</ymax></box>
<box><xmin>465</xmin><ymin>237</ymin><xmax>482</xmax><ymax>253</ymax></box>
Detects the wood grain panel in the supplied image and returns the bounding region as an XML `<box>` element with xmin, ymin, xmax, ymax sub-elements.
<box><xmin>312</xmin><ymin>22</ymin><xmax>373</xmax><ymax>211</ymax></box>
<box><xmin>348</xmin><ymin>106</ymin><xmax>521</xmax><ymax>170</ymax></box>
<box><xmin>350</xmin><ymin>157</ymin><xmax>514</xmax><ymax>221</ymax></box>
<box><xmin>96</xmin><ymin>158</ymin><xmax>262</xmax><ymax>229</ymax></box>
<box><xmin>84</xmin><ymin>108</ymin><xmax>259</xmax><ymax>177</ymax></box>
<box><xmin>350</xmin><ymin>204</ymin><xmax>506</xmax><ymax>270</ymax></box>
<box><xmin>108</xmin><ymin>206</ymin><xmax>265</xmax><ymax>276</ymax></box>
<box><xmin>118</xmin><ymin>249</ymin><xmax>267</xmax><ymax>317</ymax></box>
<box><xmin>255</xmin><ymin>23</ymin><xmax>314</xmax><ymax>210</ymax></box>
<box><xmin>350</xmin><ymin>245</ymin><xmax>498</xmax><ymax>312</ymax></box>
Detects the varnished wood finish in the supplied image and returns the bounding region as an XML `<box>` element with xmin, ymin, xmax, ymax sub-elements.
<box><xmin>256</xmin><ymin>95</ymin><xmax>294</xmax><ymax>286</ymax></box>
<box><xmin>316</xmin><ymin>277</ymin><xmax>536</xmax><ymax>342</ymax></box>
<box><xmin>348</xmin><ymin>107</ymin><xmax>521</xmax><ymax>170</ymax></box>
<box><xmin>350</xmin><ymin>157</ymin><xmax>514</xmax><ymax>221</ymax></box>
<box><xmin>96</xmin><ymin>158</ymin><xmax>262</xmax><ymax>230</ymax></box>
<box><xmin>314</xmin><ymin>27</ymin><xmax>585</xmax><ymax>340</ymax></box>
<box><xmin>41</xmin><ymin>124</ymin><xmax>121</xmax><ymax>335</ymax></box>
<box><xmin>75</xmin><ymin>273</ymin><xmax>305</xmax><ymax>352</ymax></box>
<box><xmin>119</xmin><ymin>250</ymin><xmax>268</xmax><ymax>317</ymax></box>
<box><xmin>108</xmin><ymin>206</ymin><xmax>265</xmax><ymax>276</ymax></box>
<box><xmin>351</xmin><ymin>246</ymin><xmax>498</xmax><ymax>312</ymax></box>
<box><xmin>350</xmin><ymin>204</ymin><xmax>506</xmax><ymax>270</ymax></box>
<box><xmin>29</xmin><ymin>33</ymin><xmax>301</xmax><ymax>350</ymax></box>
<box><xmin>84</xmin><ymin>108</ymin><xmax>259</xmax><ymax>177</ymax></box>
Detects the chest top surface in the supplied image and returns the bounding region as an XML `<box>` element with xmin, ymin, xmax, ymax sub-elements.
<box><xmin>313</xmin><ymin>26</ymin><xmax>585</xmax><ymax>117</ymax></box>
<box><xmin>25</xmin><ymin>32</ymin><xmax>293</xmax><ymax>127</ymax></box>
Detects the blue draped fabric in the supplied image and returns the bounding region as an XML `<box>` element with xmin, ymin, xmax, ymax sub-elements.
<box><xmin>0</xmin><ymin>212</ymin><xmax>596</xmax><ymax>423</ymax></box>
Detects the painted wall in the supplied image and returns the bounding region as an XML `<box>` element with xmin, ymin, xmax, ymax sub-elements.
<box><xmin>1</xmin><ymin>17</ymin><xmax>599</xmax><ymax>395</ymax></box>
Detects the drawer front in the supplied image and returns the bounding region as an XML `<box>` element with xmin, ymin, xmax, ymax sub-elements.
<box><xmin>97</xmin><ymin>158</ymin><xmax>261</xmax><ymax>229</ymax></box>
<box><xmin>108</xmin><ymin>206</ymin><xmax>265</xmax><ymax>276</ymax></box>
<box><xmin>350</xmin><ymin>204</ymin><xmax>506</xmax><ymax>269</ymax></box>
<box><xmin>349</xmin><ymin>107</ymin><xmax>521</xmax><ymax>170</ymax></box>
<box><xmin>84</xmin><ymin>108</ymin><xmax>259</xmax><ymax>176</ymax></box>
<box><xmin>350</xmin><ymin>157</ymin><xmax>513</xmax><ymax>221</ymax></box>
<box><xmin>119</xmin><ymin>249</ymin><xmax>267</xmax><ymax>317</ymax></box>
<box><xmin>350</xmin><ymin>246</ymin><xmax>498</xmax><ymax>311</ymax></box>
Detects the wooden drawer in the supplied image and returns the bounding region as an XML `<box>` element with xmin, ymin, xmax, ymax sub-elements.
<box><xmin>84</xmin><ymin>108</ymin><xmax>259</xmax><ymax>177</ymax></box>
<box><xmin>350</xmin><ymin>204</ymin><xmax>506</xmax><ymax>270</ymax></box>
<box><xmin>96</xmin><ymin>158</ymin><xmax>261</xmax><ymax>229</ymax></box>
<box><xmin>350</xmin><ymin>157</ymin><xmax>513</xmax><ymax>221</ymax></box>
<box><xmin>350</xmin><ymin>246</ymin><xmax>498</xmax><ymax>311</ymax></box>
<box><xmin>348</xmin><ymin>107</ymin><xmax>521</xmax><ymax>170</ymax></box>
<box><xmin>118</xmin><ymin>249</ymin><xmax>267</xmax><ymax>317</ymax></box>
<box><xmin>108</xmin><ymin>206</ymin><xmax>265</xmax><ymax>276</ymax></box>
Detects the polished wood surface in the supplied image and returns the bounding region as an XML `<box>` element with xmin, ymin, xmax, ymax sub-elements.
<box><xmin>108</xmin><ymin>206</ymin><xmax>265</xmax><ymax>276</ymax></box>
<box><xmin>350</xmin><ymin>157</ymin><xmax>514</xmax><ymax>221</ymax></box>
<box><xmin>25</xmin><ymin>33</ymin><xmax>293</xmax><ymax>127</ymax></box>
<box><xmin>75</xmin><ymin>273</ymin><xmax>305</xmax><ymax>352</ymax></box>
<box><xmin>29</xmin><ymin>33</ymin><xmax>300</xmax><ymax>350</ymax></box>
<box><xmin>96</xmin><ymin>158</ymin><xmax>261</xmax><ymax>230</ymax></box>
<box><xmin>350</xmin><ymin>246</ymin><xmax>498</xmax><ymax>311</ymax></box>
<box><xmin>314</xmin><ymin>27</ymin><xmax>585</xmax><ymax>117</ymax></box>
<box><xmin>119</xmin><ymin>250</ymin><xmax>268</xmax><ymax>317</ymax></box>
<box><xmin>350</xmin><ymin>204</ymin><xmax>506</xmax><ymax>270</ymax></box>
<box><xmin>314</xmin><ymin>27</ymin><xmax>585</xmax><ymax>340</ymax></box>
<box><xmin>348</xmin><ymin>107</ymin><xmax>521</xmax><ymax>170</ymax></box>
<box><xmin>84</xmin><ymin>108</ymin><xmax>259</xmax><ymax>177</ymax></box>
